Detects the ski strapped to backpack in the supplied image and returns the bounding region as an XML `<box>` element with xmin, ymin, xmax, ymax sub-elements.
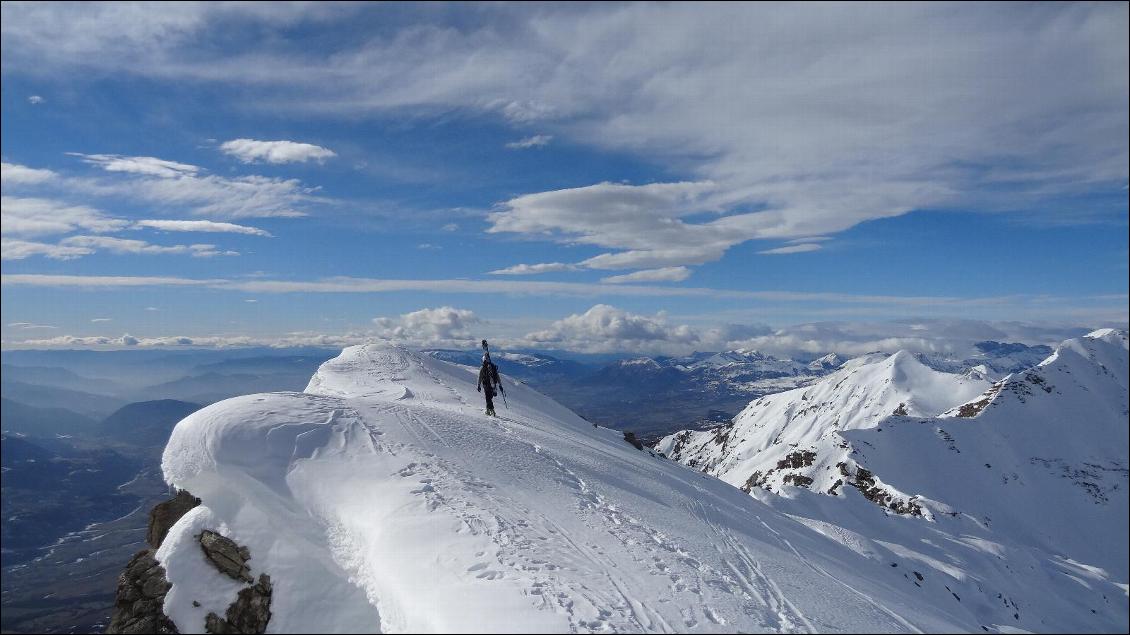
<box><xmin>482</xmin><ymin>339</ymin><xmax>508</xmax><ymax>409</ymax></box>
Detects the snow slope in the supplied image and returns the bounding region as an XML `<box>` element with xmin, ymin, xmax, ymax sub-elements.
<box><xmin>159</xmin><ymin>344</ymin><xmax>978</xmax><ymax>633</ymax></box>
<box><xmin>659</xmin><ymin>332</ymin><xmax>1129</xmax><ymax>632</ymax></box>
<box><xmin>835</xmin><ymin>328</ymin><xmax>1129</xmax><ymax>575</ymax></box>
<box><xmin>656</xmin><ymin>350</ymin><xmax>989</xmax><ymax>499</ymax></box>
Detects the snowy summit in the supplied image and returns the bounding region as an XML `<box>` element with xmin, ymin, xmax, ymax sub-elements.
<box><xmin>156</xmin><ymin>344</ymin><xmax>995</xmax><ymax>633</ymax></box>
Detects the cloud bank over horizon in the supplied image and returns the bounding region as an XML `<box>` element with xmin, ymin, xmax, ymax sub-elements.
<box><xmin>6</xmin><ymin>303</ymin><xmax>1120</xmax><ymax>362</ymax></box>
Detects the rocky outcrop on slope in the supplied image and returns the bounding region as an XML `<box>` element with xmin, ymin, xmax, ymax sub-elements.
<box><xmin>107</xmin><ymin>490</ymin><xmax>272</xmax><ymax>634</ymax></box>
<box><xmin>106</xmin><ymin>549</ymin><xmax>178</xmax><ymax>634</ymax></box>
<box><xmin>199</xmin><ymin>530</ymin><xmax>254</xmax><ymax>583</ymax></box>
<box><xmin>106</xmin><ymin>489</ymin><xmax>198</xmax><ymax>634</ymax></box>
<box><xmin>204</xmin><ymin>574</ymin><xmax>273</xmax><ymax>634</ymax></box>
<box><xmin>148</xmin><ymin>490</ymin><xmax>201</xmax><ymax>549</ymax></box>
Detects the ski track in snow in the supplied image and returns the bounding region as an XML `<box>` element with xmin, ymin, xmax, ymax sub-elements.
<box><xmin>159</xmin><ymin>342</ymin><xmax>1128</xmax><ymax>634</ymax></box>
<box><xmin>389</xmin><ymin>351</ymin><xmax>833</xmax><ymax>633</ymax></box>
<box><xmin>336</xmin><ymin>349</ymin><xmax>918</xmax><ymax>633</ymax></box>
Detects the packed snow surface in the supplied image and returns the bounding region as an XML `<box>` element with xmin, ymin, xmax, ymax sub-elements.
<box><xmin>160</xmin><ymin>344</ymin><xmax>987</xmax><ymax>633</ymax></box>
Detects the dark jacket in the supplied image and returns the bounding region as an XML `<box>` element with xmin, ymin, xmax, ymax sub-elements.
<box><xmin>477</xmin><ymin>361</ymin><xmax>503</xmax><ymax>393</ymax></box>
<box><xmin>477</xmin><ymin>363</ymin><xmax>496</xmax><ymax>395</ymax></box>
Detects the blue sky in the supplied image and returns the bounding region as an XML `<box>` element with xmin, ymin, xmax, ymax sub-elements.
<box><xmin>1</xmin><ymin>2</ymin><xmax>1127</xmax><ymax>355</ymax></box>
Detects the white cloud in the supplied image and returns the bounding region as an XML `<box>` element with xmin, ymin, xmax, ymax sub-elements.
<box><xmin>5</xmin><ymin>157</ymin><xmax>319</xmax><ymax>220</ymax></box>
<box><xmin>3</xmin><ymin>154</ymin><xmax>314</xmax><ymax>220</ymax></box>
<box><xmin>15</xmin><ymin>3</ymin><xmax>1114</xmax><ymax>268</ymax></box>
<box><xmin>1</xmin><ymin>161</ymin><xmax>57</xmax><ymax>185</ymax></box>
<box><xmin>372</xmin><ymin>306</ymin><xmax>481</xmax><ymax>345</ymax></box>
<box><xmin>441</xmin><ymin>223</ymin><xmax>459</xmax><ymax>232</ymax></box>
<box><xmin>4</xmin><ymin>5</ymin><xmax>1123</xmax><ymax>269</ymax></box>
<box><xmin>708</xmin><ymin>319</ymin><xmax>1097</xmax><ymax>359</ymax></box>
<box><xmin>511</xmin><ymin>312</ymin><xmax>1110</xmax><ymax>357</ymax></box>
<box><xmin>2</xmin><ymin>272</ymin><xmax>1126</xmax><ymax>324</ymax></box>
<box><xmin>489</xmin><ymin>262</ymin><xmax>577</xmax><ymax>275</ymax></box>
<box><xmin>758</xmin><ymin>243</ymin><xmax>822</xmax><ymax>255</ymax></box>
<box><xmin>60</xmin><ymin>235</ymin><xmax>238</xmax><ymax>257</ymax></box>
<box><xmin>1</xmin><ymin>238</ymin><xmax>93</xmax><ymax>260</ymax></box>
<box><xmin>6</xmin><ymin>311</ymin><xmax>1119</xmax><ymax>354</ymax></box>
<box><xmin>133</xmin><ymin>219</ymin><xmax>272</xmax><ymax>236</ymax></box>
<box><xmin>601</xmin><ymin>266</ymin><xmax>691</xmax><ymax>284</ymax></box>
<box><xmin>64</xmin><ymin>167</ymin><xmax>318</xmax><ymax>219</ymax></box>
<box><xmin>7</xmin><ymin>322</ymin><xmax>56</xmax><ymax>329</ymax></box>
<box><xmin>0</xmin><ymin>2</ymin><xmax>351</xmax><ymax>71</ymax></box>
<box><xmin>220</xmin><ymin>139</ymin><xmax>336</xmax><ymax>164</ymax></box>
<box><xmin>72</xmin><ymin>153</ymin><xmax>200</xmax><ymax>178</ymax></box>
<box><xmin>1</xmin><ymin>196</ymin><xmax>127</xmax><ymax>236</ymax></box>
<box><xmin>91</xmin><ymin>173</ymin><xmax>315</xmax><ymax>219</ymax></box>
<box><xmin>10</xmin><ymin>333</ymin><xmax>252</xmax><ymax>348</ymax></box>
<box><xmin>0</xmin><ymin>179</ymin><xmax>270</xmax><ymax>261</ymax></box>
<box><xmin>505</xmin><ymin>134</ymin><xmax>553</xmax><ymax>149</ymax></box>
<box><xmin>416</xmin><ymin>243</ymin><xmax>441</xmax><ymax>250</ymax></box>
<box><xmin>523</xmin><ymin>304</ymin><xmax>698</xmax><ymax>353</ymax></box>
<box><xmin>27</xmin><ymin>94</ymin><xmax>44</xmax><ymax>104</ymax></box>
<box><xmin>91</xmin><ymin>318</ymin><xmax>112</xmax><ymax>322</ymax></box>
<box><xmin>488</xmin><ymin>181</ymin><xmax>732</xmax><ymax>270</ymax></box>
<box><xmin>1</xmin><ymin>274</ymin><xmax>220</xmax><ymax>287</ymax></box>
<box><xmin>11</xmin><ymin>332</ymin><xmax>352</xmax><ymax>349</ymax></box>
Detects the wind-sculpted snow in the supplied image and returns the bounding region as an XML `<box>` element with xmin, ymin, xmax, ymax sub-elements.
<box><xmin>660</xmin><ymin>331</ymin><xmax>1130</xmax><ymax>633</ymax></box>
<box><xmin>160</xmin><ymin>344</ymin><xmax>986</xmax><ymax>633</ymax></box>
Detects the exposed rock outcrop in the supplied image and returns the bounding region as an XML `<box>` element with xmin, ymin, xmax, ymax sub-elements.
<box><xmin>107</xmin><ymin>488</ymin><xmax>199</xmax><ymax>634</ymax></box>
<box><xmin>108</xmin><ymin>489</ymin><xmax>272</xmax><ymax>634</ymax></box>
<box><xmin>205</xmin><ymin>574</ymin><xmax>273</xmax><ymax>634</ymax></box>
<box><xmin>106</xmin><ymin>549</ymin><xmax>178</xmax><ymax>634</ymax></box>
<box><xmin>148</xmin><ymin>490</ymin><xmax>200</xmax><ymax>548</ymax></box>
<box><xmin>199</xmin><ymin>530</ymin><xmax>254</xmax><ymax>583</ymax></box>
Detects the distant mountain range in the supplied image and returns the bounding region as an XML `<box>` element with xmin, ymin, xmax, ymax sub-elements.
<box><xmin>424</xmin><ymin>340</ymin><xmax>1054</xmax><ymax>438</ymax></box>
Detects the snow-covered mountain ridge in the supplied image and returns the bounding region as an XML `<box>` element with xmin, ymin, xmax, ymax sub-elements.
<box><xmin>157</xmin><ymin>344</ymin><xmax>986</xmax><ymax>633</ymax></box>
<box><xmin>658</xmin><ymin>330</ymin><xmax>1129</xmax><ymax>632</ymax></box>
<box><xmin>656</xmin><ymin>350</ymin><xmax>990</xmax><ymax>503</ymax></box>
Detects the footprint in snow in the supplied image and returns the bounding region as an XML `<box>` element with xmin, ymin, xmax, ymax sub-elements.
<box><xmin>703</xmin><ymin>606</ymin><xmax>725</xmax><ymax>624</ymax></box>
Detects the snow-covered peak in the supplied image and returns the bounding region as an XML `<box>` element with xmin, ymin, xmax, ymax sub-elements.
<box><xmin>1085</xmin><ymin>327</ymin><xmax>1128</xmax><ymax>343</ymax></box>
<box><xmin>945</xmin><ymin>329</ymin><xmax>1128</xmax><ymax>428</ymax></box>
<box><xmin>658</xmin><ymin>335</ymin><xmax>1128</xmax><ymax>633</ymax></box>
<box><xmin>807</xmin><ymin>352</ymin><xmax>844</xmax><ymax>370</ymax></box>
<box><xmin>618</xmin><ymin>356</ymin><xmax>662</xmax><ymax>368</ymax></box>
<box><xmin>696</xmin><ymin>348</ymin><xmax>768</xmax><ymax>366</ymax></box>
<box><xmin>818</xmin><ymin>349</ymin><xmax>988</xmax><ymax>424</ymax></box>
<box><xmin>161</xmin><ymin>343</ymin><xmax>984</xmax><ymax>633</ymax></box>
<box><xmin>1051</xmin><ymin>328</ymin><xmax>1130</xmax><ymax>373</ymax></box>
<box><xmin>656</xmin><ymin>351</ymin><xmax>988</xmax><ymax>487</ymax></box>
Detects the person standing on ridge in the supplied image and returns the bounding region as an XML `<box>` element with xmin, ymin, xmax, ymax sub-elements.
<box><xmin>477</xmin><ymin>339</ymin><xmax>505</xmax><ymax>416</ymax></box>
<box><xmin>477</xmin><ymin>355</ymin><xmax>502</xmax><ymax>416</ymax></box>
